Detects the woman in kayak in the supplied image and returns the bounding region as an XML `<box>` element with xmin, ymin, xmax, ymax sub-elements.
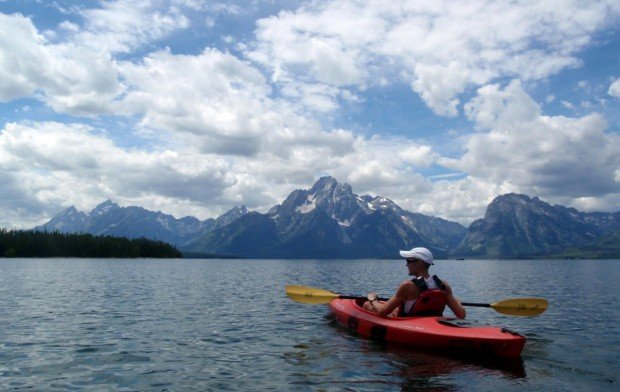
<box><xmin>363</xmin><ymin>247</ymin><xmax>466</xmax><ymax>319</ymax></box>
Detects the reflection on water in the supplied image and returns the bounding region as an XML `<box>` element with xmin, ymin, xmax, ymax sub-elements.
<box><xmin>282</xmin><ymin>313</ymin><xmax>526</xmax><ymax>391</ymax></box>
<box><xmin>384</xmin><ymin>344</ymin><xmax>525</xmax><ymax>380</ymax></box>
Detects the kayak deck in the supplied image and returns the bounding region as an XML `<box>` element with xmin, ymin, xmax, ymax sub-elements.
<box><xmin>329</xmin><ymin>298</ymin><xmax>526</xmax><ymax>358</ymax></box>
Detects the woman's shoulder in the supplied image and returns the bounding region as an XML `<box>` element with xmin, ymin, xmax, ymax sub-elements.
<box><xmin>398</xmin><ymin>279</ymin><xmax>418</xmax><ymax>294</ymax></box>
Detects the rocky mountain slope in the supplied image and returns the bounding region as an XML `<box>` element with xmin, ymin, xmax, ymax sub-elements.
<box><xmin>184</xmin><ymin>177</ymin><xmax>466</xmax><ymax>258</ymax></box>
<box><xmin>35</xmin><ymin>201</ymin><xmax>248</xmax><ymax>248</ymax></box>
<box><xmin>454</xmin><ymin>193</ymin><xmax>619</xmax><ymax>258</ymax></box>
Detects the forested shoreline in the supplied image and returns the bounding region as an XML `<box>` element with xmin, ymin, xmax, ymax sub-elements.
<box><xmin>0</xmin><ymin>229</ymin><xmax>182</xmax><ymax>258</ymax></box>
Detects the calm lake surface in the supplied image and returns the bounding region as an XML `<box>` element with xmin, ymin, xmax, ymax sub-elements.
<box><xmin>0</xmin><ymin>258</ymin><xmax>618</xmax><ymax>391</ymax></box>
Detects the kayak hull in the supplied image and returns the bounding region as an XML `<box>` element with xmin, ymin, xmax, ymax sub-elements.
<box><xmin>329</xmin><ymin>298</ymin><xmax>526</xmax><ymax>358</ymax></box>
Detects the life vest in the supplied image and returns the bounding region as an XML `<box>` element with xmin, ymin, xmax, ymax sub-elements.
<box><xmin>405</xmin><ymin>275</ymin><xmax>448</xmax><ymax>316</ymax></box>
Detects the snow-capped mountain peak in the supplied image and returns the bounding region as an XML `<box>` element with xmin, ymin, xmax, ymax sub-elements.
<box><xmin>90</xmin><ymin>200</ymin><xmax>120</xmax><ymax>216</ymax></box>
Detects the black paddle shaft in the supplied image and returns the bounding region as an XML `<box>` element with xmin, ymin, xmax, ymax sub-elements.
<box><xmin>340</xmin><ymin>295</ymin><xmax>389</xmax><ymax>301</ymax></box>
<box><xmin>461</xmin><ymin>302</ymin><xmax>491</xmax><ymax>308</ymax></box>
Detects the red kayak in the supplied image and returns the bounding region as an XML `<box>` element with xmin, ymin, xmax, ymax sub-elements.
<box><xmin>329</xmin><ymin>298</ymin><xmax>526</xmax><ymax>358</ymax></box>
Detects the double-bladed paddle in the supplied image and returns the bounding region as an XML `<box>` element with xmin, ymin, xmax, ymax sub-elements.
<box><xmin>285</xmin><ymin>284</ymin><xmax>548</xmax><ymax>317</ymax></box>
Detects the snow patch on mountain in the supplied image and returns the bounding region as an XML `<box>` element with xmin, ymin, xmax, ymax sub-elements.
<box><xmin>296</xmin><ymin>195</ymin><xmax>317</xmax><ymax>214</ymax></box>
<box><xmin>157</xmin><ymin>215</ymin><xmax>171</xmax><ymax>230</ymax></box>
<box><xmin>333</xmin><ymin>214</ymin><xmax>351</xmax><ymax>226</ymax></box>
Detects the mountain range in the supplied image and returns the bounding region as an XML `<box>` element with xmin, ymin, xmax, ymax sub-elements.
<box><xmin>33</xmin><ymin>176</ymin><xmax>620</xmax><ymax>259</ymax></box>
<box><xmin>184</xmin><ymin>176</ymin><xmax>466</xmax><ymax>258</ymax></box>
<box><xmin>35</xmin><ymin>200</ymin><xmax>248</xmax><ymax>249</ymax></box>
<box><xmin>456</xmin><ymin>193</ymin><xmax>619</xmax><ymax>258</ymax></box>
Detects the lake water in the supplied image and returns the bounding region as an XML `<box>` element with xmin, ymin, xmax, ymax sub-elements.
<box><xmin>0</xmin><ymin>258</ymin><xmax>618</xmax><ymax>391</ymax></box>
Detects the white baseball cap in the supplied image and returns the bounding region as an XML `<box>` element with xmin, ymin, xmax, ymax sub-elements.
<box><xmin>399</xmin><ymin>247</ymin><xmax>434</xmax><ymax>265</ymax></box>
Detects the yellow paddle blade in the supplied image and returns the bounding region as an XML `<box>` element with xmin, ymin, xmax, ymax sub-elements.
<box><xmin>490</xmin><ymin>298</ymin><xmax>548</xmax><ymax>316</ymax></box>
<box><xmin>285</xmin><ymin>284</ymin><xmax>339</xmax><ymax>304</ymax></box>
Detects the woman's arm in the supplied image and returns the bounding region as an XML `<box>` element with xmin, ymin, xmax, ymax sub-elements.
<box><xmin>367</xmin><ymin>282</ymin><xmax>412</xmax><ymax>317</ymax></box>
<box><xmin>443</xmin><ymin>281</ymin><xmax>466</xmax><ymax>319</ymax></box>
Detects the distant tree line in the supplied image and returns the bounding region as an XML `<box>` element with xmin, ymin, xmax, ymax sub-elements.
<box><xmin>0</xmin><ymin>229</ymin><xmax>182</xmax><ymax>258</ymax></box>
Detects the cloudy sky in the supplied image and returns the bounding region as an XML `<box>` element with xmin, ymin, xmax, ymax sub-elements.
<box><xmin>1</xmin><ymin>0</ymin><xmax>619</xmax><ymax>229</ymax></box>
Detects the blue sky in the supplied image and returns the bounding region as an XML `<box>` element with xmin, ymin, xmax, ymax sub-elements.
<box><xmin>1</xmin><ymin>0</ymin><xmax>619</xmax><ymax>229</ymax></box>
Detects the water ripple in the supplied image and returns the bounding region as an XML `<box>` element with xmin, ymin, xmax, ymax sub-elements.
<box><xmin>0</xmin><ymin>258</ymin><xmax>618</xmax><ymax>390</ymax></box>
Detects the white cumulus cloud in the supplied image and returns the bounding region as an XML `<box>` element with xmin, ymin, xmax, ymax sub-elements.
<box><xmin>247</xmin><ymin>0</ymin><xmax>619</xmax><ymax>116</ymax></box>
<box><xmin>609</xmin><ymin>77</ymin><xmax>620</xmax><ymax>98</ymax></box>
<box><xmin>450</xmin><ymin>81</ymin><xmax>620</xmax><ymax>201</ymax></box>
<box><xmin>0</xmin><ymin>121</ymin><xmax>235</xmax><ymax>227</ymax></box>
